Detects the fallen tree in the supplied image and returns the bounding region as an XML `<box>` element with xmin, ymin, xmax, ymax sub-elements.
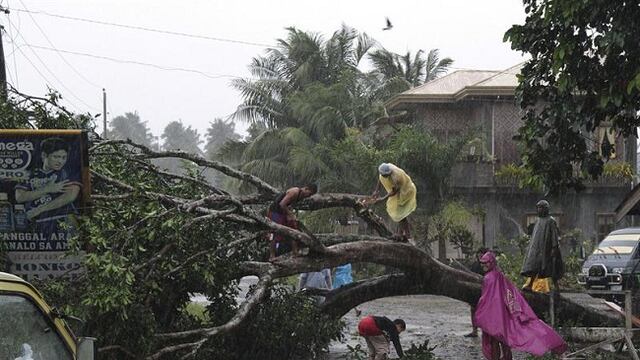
<box><xmin>74</xmin><ymin>139</ymin><xmax>624</xmax><ymax>359</ymax></box>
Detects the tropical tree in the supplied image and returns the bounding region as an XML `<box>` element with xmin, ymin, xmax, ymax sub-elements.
<box><xmin>229</xmin><ymin>27</ymin><xmax>455</xmax><ymax>190</ymax></box>
<box><xmin>158</xmin><ymin>120</ymin><xmax>204</xmax><ymax>175</ymax></box>
<box><xmin>161</xmin><ymin>120</ymin><xmax>203</xmax><ymax>155</ymax></box>
<box><xmin>368</xmin><ymin>48</ymin><xmax>453</xmax><ymax>88</ymax></box>
<box><xmin>204</xmin><ymin>118</ymin><xmax>241</xmax><ymax>160</ymax></box>
<box><xmin>231</xmin><ymin>25</ymin><xmax>376</xmax><ymax>129</ymax></box>
<box><xmin>505</xmin><ymin>0</ymin><xmax>640</xmax><ymax>192</ymax></box>
<box><xmin>229</xmin><ymin>26</ymin><xmax>380</xmax><ymax>187</ymax></box>
<box><xmin>109</xmin><ymin>111</ymin><xmax>157</xmax><ymax>148</ymax></box>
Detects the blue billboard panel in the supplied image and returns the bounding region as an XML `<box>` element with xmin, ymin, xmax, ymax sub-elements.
<box><xmin>0</xmin><ymin>130</ymin><xmax>90</xmax><ymax>279</ymax></box>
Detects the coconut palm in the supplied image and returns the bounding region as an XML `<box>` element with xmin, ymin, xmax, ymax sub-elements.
<box><xmin>424</xmin><ymin>49</ymin><xmax>454</xmax><ymax>83</ymax></box>
<box><xmin>369</xmin><ymin>48</ymin><xmax>453</xmax><ymax>88</ymax></box>
<box><xmin>229</xmin><ymin>27</ymin><xmax>454</xmax><ymax>190</ymax></box>
<box><xmin>231</xmin><ymin>25</ymin><xmax>375</xmax><ymax>130</ymax></box>
<box><xmin>229</xmin><ymin>26</ymin><xmax>379</xmax><ymax>188</ymax></box>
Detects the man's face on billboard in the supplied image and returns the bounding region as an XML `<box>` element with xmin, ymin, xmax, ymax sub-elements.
<box><xmin>43</xmin><ymin>149</ymin><xmax>68</xmax><ymax>171</ymax></box>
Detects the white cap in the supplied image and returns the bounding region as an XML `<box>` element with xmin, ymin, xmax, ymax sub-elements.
<box><xmin>378</xmin><ymin>163</ymin><xmax>392</xmax><ymax>176</ymax></box>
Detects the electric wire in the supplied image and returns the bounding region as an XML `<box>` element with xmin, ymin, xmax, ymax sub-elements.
<box><xmin>11</xmin><ymin>40</ymin><xmax>82</xmax><ymax>112</ymax></box>
<box><xmin>10</xmin><ymin>7</ymin><xmax>272</xmax><ymax>48</ymax></box>
<box><xmin>9</xmin><ymin>22</ymin><xmax>100</xmax><ymax>111</ymax></box>
<box><xmin>17</xmin><ymin>0</ymin><xmax>101</xmax><ymax>89</ymax></box>
<box><xmin>5</xmin><ymin>0</ymin><xmax>18</xmax><ymax>88</ymax></box>
<box><xmin>17</xmin><ymin>42</ymin><xmax>253</xmax><ymax>81</ymax></box>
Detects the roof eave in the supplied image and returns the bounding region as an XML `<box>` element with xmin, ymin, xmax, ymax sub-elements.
<box><xmin>386</xmin><ymin>86</ymin><xmax>517</xmax><ymax>109</ymax></box>
<box><xmin>385</xmin><ymin>94</ymin><xmax>456</xmax><ymax>109</ymax></box>
<box><xmin>454</xmin><ymin>86</ymin><xmax>516</xmax><ymax>100</ymax></box>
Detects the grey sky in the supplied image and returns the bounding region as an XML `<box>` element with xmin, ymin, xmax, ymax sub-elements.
<box><xmin>4</xmin><ymin>0</ymin><xmax>525</xmax><ymax>141</ymax></box>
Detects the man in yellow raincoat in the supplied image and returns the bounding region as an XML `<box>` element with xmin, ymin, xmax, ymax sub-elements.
<box><xmin>366</xmin><ymin>163</ymin><xmax>417</xmax><ymax>241</ymax></box>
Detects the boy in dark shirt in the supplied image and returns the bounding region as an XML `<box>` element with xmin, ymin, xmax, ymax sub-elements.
<box><xmin>15</xmin><ymin>138</ymin><xmax>81</xmax><ymax>237</ymax></box>
<box><xmin>357</xmin><ymin>315</ymin><xmax>406</xmax><ymax>359</ymax></box>
<box><xmin>267</xmin><ymin>183</ymin><xmax>317</xmax><ymax>260</ymax></box>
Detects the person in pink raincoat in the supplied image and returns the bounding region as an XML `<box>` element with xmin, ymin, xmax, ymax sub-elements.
<box><xmin>474</xmin><ymin>251</ymin><xmax>567</xmax><ymax>360</ymax></box>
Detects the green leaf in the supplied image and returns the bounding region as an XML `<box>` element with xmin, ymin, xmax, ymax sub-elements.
<box><xmin>633</xmin><ymin>72</ymin><xmax>640</xmax><ymax>92</ymax></box>
<box><xmin>627</xmin><ymin>79</ymin><xmax>636</xmax><ymax>95</ymax></box>
<box><xmin>557</xmin><ymin>76</ymin><xmax>568</xmax><ymax>91</ymax></box>
<box><xmin>599</xmin><ymin>95</ymin><xmax>609</xmax><ymax>108</ymax></box>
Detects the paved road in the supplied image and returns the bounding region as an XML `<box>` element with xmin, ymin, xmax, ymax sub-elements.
<box><xmin>193</xmin><ymin>278</ymin><xmax>622</xmax><ymax>359</ymax></box>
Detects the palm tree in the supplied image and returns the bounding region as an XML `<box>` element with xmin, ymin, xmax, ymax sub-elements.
<box><xmin>109</xmin><ymin>111</ymin><xmax>157</xmax><ymax>148</ymax></box>
<box><xmin>368</xmin><ymin>48</ymin><xmax>453</xmax><ymax>88</ymax></box>
<box><xmin>424</xmin><ymin>49</ymin><xmax>453</xmax><ymax>83</ymax></box>
<box><xmin>231</xmin><ymin>25</ymin><xmax>375</xmax><ymax>129</ymax></box>
<box><xmin>229</xmin><ymin>26</ymin><xmax>379</xmax><ymax>188</ymax></box>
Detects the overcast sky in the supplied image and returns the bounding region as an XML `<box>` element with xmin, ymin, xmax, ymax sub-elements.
<box><xmin>3</xmin><ymin>0</ymin><xmax>525</xmax><ymax>142</ymax></box>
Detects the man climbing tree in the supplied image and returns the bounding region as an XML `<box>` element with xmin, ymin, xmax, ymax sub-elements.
<box><xmin>268</xmin><ymin>183</ymin><xmax>318</xmax><ymax>260</ymax></box>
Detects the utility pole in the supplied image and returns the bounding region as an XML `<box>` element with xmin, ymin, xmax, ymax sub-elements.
<box><xmin>0</xmin><ymin>6</ymin><xmax>10</xmax><ymax>101</ymax></box>
<box><xmin>102</xmin><ymin>88</ymin><xmax>107</xmax><ymax>138</ymax></box>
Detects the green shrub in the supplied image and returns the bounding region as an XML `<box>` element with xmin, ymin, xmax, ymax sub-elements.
<box><xmin>494</xmin><ymin>163</ymin><xmax>543</xmax><ymax>191</ymax></box>
<box><xmin>404</xmin><ymin>339</ymin><xmax>439</xmax><ymax>360</ymax></box>
<box><xmin>343</xmin><ymin>339</ymin><xmax>439</xmax><ymax>360</ymax></box>
<box><xmin>602</xmin><ymin>162</ymin><xmax>633</xmax><ymax>180</ymax></box>
<box><xmin>341</xmin><ymin>344</ymin><xmax>368</xmax><ymax>360</ymax></box>
<box><xmin>201</xmin><ymin>285</ymin><xmax>344</xmax><ymax>360</ymax></box>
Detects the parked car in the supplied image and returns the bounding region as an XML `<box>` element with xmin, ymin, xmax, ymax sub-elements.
<box><xmin>578</xmin><ymin>228</ymin><xmax>640</xmax><ymax>296</ymax></box>
<box><xmin>0</xmin><ymin>271</ymin><xmax>95</xmax><ymax>359</ymax></box>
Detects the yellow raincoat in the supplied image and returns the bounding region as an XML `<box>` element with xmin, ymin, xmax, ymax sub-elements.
<box><xmin>379</xmin><ymin>163</ymin><xmax>417</xmax><ymax>222</ymax></box>
<box><xmin>523</xmin><ymin>277</ymin><xmax>550</xmax><ymax>294</ymax></box>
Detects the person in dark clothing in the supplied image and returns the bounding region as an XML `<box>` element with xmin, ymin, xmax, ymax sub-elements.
<box><xmin>268</xmin><ymin>183</ymin><xmax>318</xmax><ymax>260</ymax></box>
<box><xmin>357</xmin><ymin>315</ymin><xmax>405</xmax><ymax>359</ymax></box>
<box><xmin>521</xmin><ymin>200</ymin><xmax>564</xmax><ymax>292</ymax></box>
<box><xmin>465</xmin><ymin>247</ymin><xmax>488</xmax><ymax>338</ymax></box>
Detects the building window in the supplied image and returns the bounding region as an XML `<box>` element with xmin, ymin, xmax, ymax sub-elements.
<box><xmin>525</xmin><ymin>213</ymin><xmax>563</xmax><ymax>235</ymax></box>
<box><xmin>596</xmin><ymin>213</ymin><xmax>615</xmax><ymax>242</ymax></box>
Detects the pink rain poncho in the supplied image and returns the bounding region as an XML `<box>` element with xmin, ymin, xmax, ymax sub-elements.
<box><xmin>474</xmin><ymin>252</ymin><xmax>567</xmax><ymax>359</ymax></box>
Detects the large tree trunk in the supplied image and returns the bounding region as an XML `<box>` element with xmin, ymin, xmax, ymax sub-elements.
<box><xmin>89</xmin><ymin>142</ymin><xmax>624</xmax><ymax>358</ymax></box>
<box><xmin>265</xmin><ymin>239</ymin><xmax>621</xmax><ymax>327</ymax></box>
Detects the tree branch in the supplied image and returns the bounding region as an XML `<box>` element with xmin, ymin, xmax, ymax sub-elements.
<box><xmin>153</xmin><ymin>270</ymin><xmax>274</xmax><ymax>347</ymax></box>
<box><xmin>91</xmin><ymin>139</ymin><xmax>279</xmax><ymax>195</ymax></box>
<box><xmin>165</xmin><ymin>232</ymin><xmax>268</xmax><ymax>278</ymax></box>
<box><xmin>295</xmin><ymin>193</ymin><xmax>394</xmax><ymax>237</ymax></box>
<box><xmin>98</xmin><ymin>345</ymin><xmax>137</xmax><ymax>359</ymax></box>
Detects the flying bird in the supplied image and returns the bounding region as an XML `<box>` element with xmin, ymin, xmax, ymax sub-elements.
<box><xmin>382</xmin><ymin>17</ymin><xmax>393</xmax><ymax>31</ymax></box>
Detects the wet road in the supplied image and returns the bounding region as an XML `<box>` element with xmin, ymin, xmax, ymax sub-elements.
<box><xmin>194</xmin><ymin>277</ymin><xmax>533</xmax><ymax>359</ymax></box>
<box><xmin>324</xmin><ymin>295</ymin><xmax>530</xmax><ymax>360</ymax></box>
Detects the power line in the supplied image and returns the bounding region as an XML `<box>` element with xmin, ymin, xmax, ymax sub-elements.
<box><xmin>11</xmin><ymin>40</ymin><xmax>82</xmax><ymax>112</ymax></box>
<box><xmin>8</xmin><ymin>22</ymin><xmax>99</xmax><ymax>112</ymax></box>
<box><xmin>10</xmin><ymin>7</ymin><xmax>272</xmax><ymax>48</ymax></box>
<box><xmin>16</xmin><ymin>42</ymin><xmax>252</xmax><ymax>81</ymax></box>
<box><xmin>17</xmin><ymin>0</ymin><xmax>101</xmax><ymax>89</ymax></box>
<box><xmin>5</xmin><ymin>1</ymin><xmax>18</xmax><ymax>88</ymax></box>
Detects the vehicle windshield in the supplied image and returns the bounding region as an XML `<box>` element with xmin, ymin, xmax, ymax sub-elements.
<box><xmin>594</xmin><ymin>234</ymin><xmax>640</xmax><ymax>255</ymax></box>
<box><xmin>0</xmin><ymin>294</ymin><xmax>73</xmax><ymax>359</ymax></box>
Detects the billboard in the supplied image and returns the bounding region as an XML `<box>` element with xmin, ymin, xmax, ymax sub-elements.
<box><xmin>0</xmin><ymin>130</ymin><xmax>90</xmax><ymax>280</ymax></box>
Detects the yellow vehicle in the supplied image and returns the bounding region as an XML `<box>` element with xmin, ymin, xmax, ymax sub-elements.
<box><xmin>0</xmin><ymin>272</ymin><xmax>94</xmax><ymax>359</ymax></box>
